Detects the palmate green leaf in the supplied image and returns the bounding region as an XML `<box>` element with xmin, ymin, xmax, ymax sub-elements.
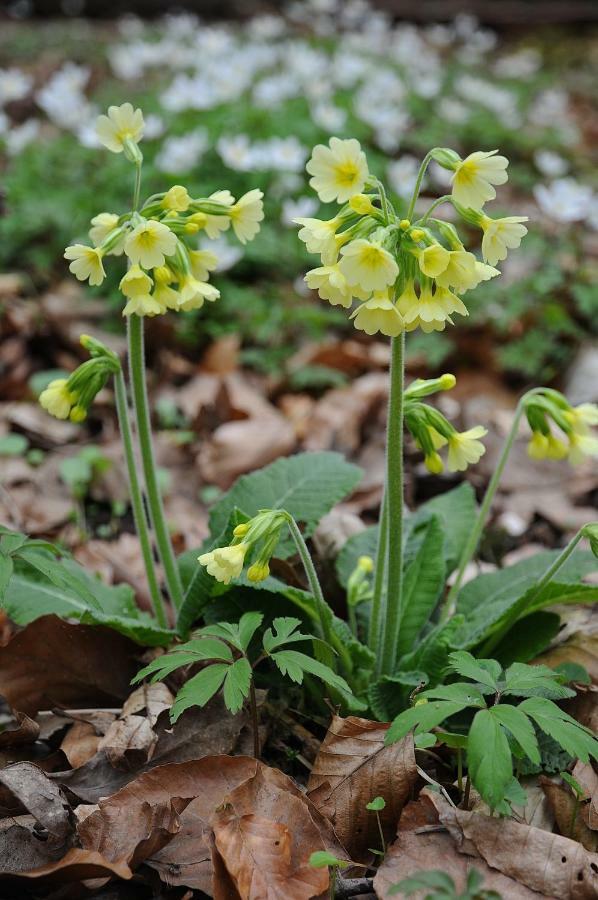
<box><xmin>448</xmin><ymin>651</ymin><xmax>502</xmax><ymax>690</ymax></box>
<box><xmin>490</xmin><ymin>704</ymin><xmax>540</xmax><ymax>765</ymax></box>
<box><xmin>270</xmin><ymin>649</ymin><xmax>351</xmax><ymax>694</ymax></box>
<box><xmin>209</xmin><ymin>451</ymin><xmax>362</xmax><ymax>548</ymax></box>
<box><xmin>132</xmin><ymin>638</ymin><xmax>234</xmax><ymax>684</ymax></box>
<box><xmin>396</xmin><ymin>516</ymin><xmax>445</xmax><ymax>659</ymax></box>
<box><xmin>262</xmin><ymin>616</ymin><xmax>325</xmax><ymax>653</ymax></box>
<box><xmin>237</xmin><ymin>612</ymin><xmax>265</xmax><ymax>651</ymax></box>
<box><xmin>419</xmin><ymin>683</ymin><xmax>487</xmax><ymax>707</ymax></box>
<box><xmin>386</xmin><ymin>700</ymin><xmax>473</xmax><ymax>745</ymax></box>
<box><xmin>193</xmin><ymin>613</ymin><xmax>264</xmax><ymax>653</ymax></box>
<box><xmin>171</xmin><ymin>663</ymin><xmax>229</xmax><ymax>722</ymax></box>
<box><xmin>519</xmin><ymin>697</ymin><xmax>598</xmax><ymax>762</ymax></box>
<box><xmin>503</xmin><ymin>662</ymin><xmax>574</xmax><ymax>700</ymax></box>
<box><xmin>0</xmin><ymin>554</ymin><xmax>14</xmax><ymax>598</ymax></box>
<box><xmin>468</xmin><ymin>708</ymin><xmax>513</xmax><ymax>811</ymax></box>
<box><xmin>222</xmin><ymin>657</ymin><xmax>252</xmax><ymax>714</ymax></box>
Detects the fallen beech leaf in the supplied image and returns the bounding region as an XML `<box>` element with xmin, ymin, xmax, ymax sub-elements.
<box><xmin>197</xmin><ymin>415</ymin><xmax>296</xmax><ymax>489</ymax></box>
<box><xmin>1</xmin><ymin>847</ymin><xmax>132</xmax><ymax>882</ymax></box>
<box><xmin>0</xmin><ymin>763</ymin><xmax>72</xmax><ymax>846</ymax></box>
<box><xmin>121</xmin><ymin>682</ymin><xmax>173</xmax><ymax>725</ymax></box>
<box><xmin>304</xmin><ymin>373</ymin><xmax>388</xmax><ymax>453</ymax></box>
<box><xmin>307</xmin><ymin>715</ymin><xmax>417</xmax><ymax>862</ymax></box>
<box><xmin>97</xmin><ymin>714</ymin><xmax>157</xmax><ymax>769</ymax></box>
<box><xmin>60</xmin><ymin>720</ymin><xmax>101</xmax><ymax>769</ymax></box>
<box><xmin>374</xmin><ymin>794</ymin><xmax>549</xmax><ymax>899</ymax></box>
<box><xmin>213</xmin><ymin>812</ymin><xmax>327</xmax><ymax>900</ymax></box>
<box><xmin>540</xmin><ymin>776</ymin><xmax>598</xmax><ymax>852</ymax></box>
<box><xmin>573</xmin><ymin>761</ymin><xmax>598</xmax><ymax>830</ymax></box>
<box><xmin>0</xmin><ymin>711</ymin><xmax>39</xmax><ymax>747</ymax></box>
<box><xmin>536</xmin><ymin>634</ymin><xmax>598</xmax><ymax>684</ymax></box>
<box><xmin>0</xmin><ymin>817</ymin><xmax>69</xmax><ymax>875</ymax></box>
<box><xmin>430</xmin><ymin>790</ymin><xmax>598</xmax><ymax>899</ymax></box>
<box><xmin>0</xmin><ymin>615</ymin><xmax>138</xmax><ymax>716</ymax></box>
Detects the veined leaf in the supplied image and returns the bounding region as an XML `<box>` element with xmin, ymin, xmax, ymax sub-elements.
<box><xmin>262</xmin><ymin>617</ymin><xmax>322</xmax><ymax>653</ymax></box>
<box><xmin>18</xmin><ymin>550</ymin><xmax>103</xmax><ymax>611</ymax></box>
<box><xmin>408</xmin><ymin>481</ymin><xmax>477</xmax><ymax>573</ymax></box>
<box><xmin>270</xmin><ymin>649</ymin><xmax>351</xmax><ymax>694</ymax></box>
<box><xmin>419</xmin><ymin>682</ymin><xmax>487</xmax><ymax>706</ymax></box>
<box><xmin>386</xmin><ymin>700</ymin><xmax>472</xmax><ymax>744</ymax></box>
<box><xmin>222</xmin><ymin>657</ymin><xmax>252</xmax><ymax>713</ymax></box>
<box><xmin>396</xmin><ymin>516</ymin><xmax>445</xmax><ymax>659</ymax></box>
<box><xmin>132</xmin><ymin>637</ymin><xmax>234</xmax><ymax>683</ymax></box>
<box><xmin>503</xmin><ymin>662</ymin><xmax>574</xmax><ymax>700</ymax></box>
<box><xmin>519</xmin><ymin>697</ymin><xmax>598</xmax><ymax>763</ymax></box>
<box><xmin>490</xmin><ymin>704</ymin><xmax>540</xmax><ymax>765</ymax></box>
<box><xmin>448</xmin><ymin>651</ymin><xmax>501</xmax><ymax>690</ymax></box>
<box><xmin>368</xmin><ymin>670</ymin><xmax>428</xmax><ymax>722</ymax></box>
<box><xmin>468</xmin><ymin>708</ymin><xmax>513</xmax><ymax>811</ymax></box>
<box><xmin>237</xmin><ymin>612</ymin><xmax>265</xmax><ymax>652</ymax></box>
<box><xmin>171</xmin><ymin>664</ymin><xmax>229</xmax><ymax>722</ymax></box>
<box><xmin>0</xmin><ymin>554</ymin><xmax>14</xmax><ymax>597</ymax></box>
<box><xmin>492</xmin><ymin>611</ymin><xmax>561</xmax><ymax>665</ymax></box>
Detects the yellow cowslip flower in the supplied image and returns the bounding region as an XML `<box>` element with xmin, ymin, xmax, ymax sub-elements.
<box><xmin>177</xmin><ymin>275</ymin><xmax>220</xmax><ymax>312</ymax></box>
<box><xmin>424</xmin><ymin>451</ymin><xmax>444</xmax><ymax>474</ymax></box>
<box><xmin>480</xmin><ymin>215</ymin><xmax>529</xmax><ymax>267</ymax></box>
<box><xmin>95</xmin><ymin>102</ymin><xmax>144</xmax><ymax>154</ymax></box>
<box><xmin>228</xmin><ymin>189</ymin><xmax>264</xmax><ymax>244</ymax></box>
<box><xmin>124</xmin><ymin>219</ymin><xmax>177</xmax><ymax>269</ymax></box>
<box><xmin>39</xmin><ymin>379</ymin><xmax>74</xmax><ymax>420</ymax></box>
<box><xmin>434</xmin><ymin>249</ymin><xmax>499</xmax><ymax>293</ymax></box>
<box><xmin>247</xmin><ymin>561</ymin><xmax>270</xmax><ymax>582</ymax></box>
<box><xmin>198</xmin><ymin>543</ymin><xmax>249</xmax><ymax>584</ymax></box>
<box><xmin>161</xmin><ymin>185</ymin><xmax>191</xmax><ymax>212</ymax></box>
<box><xmin>446</xmin><ymin>426</ymin><xmax>488</xmax><ymax>472</ymax></box>
<box><xmin>451</xmin><ymin>150</ymin><xmax>509</xmax><ymax>210</ymax></box>
<box><xmin>350</xmin><ymin>291</ymin><xmax>404</xmax><ymax>337</ymax></box>
<box><xmin>120</xmin><ymin>265</ymin><xmax>162</xmax><ymax>317</ymax></box>
<box><xmin>202</xmin><ymin>190</ymin><xmax>235</xmax><ymax>239</ymax></box>
<box><xmin>64</xmin><ymin>244</ymin><xmax>106</xmax><ymax>286</ymax></box>
<box><xmin>565</xmin><ymin>403</ymin><xmax>598</xmax><ymax>434</ymax></box>
<box><xmin>399</xmin><ymin>283</ymin><xmax>468</xmax><ymax>333</ymax></box>
<box><xmin>89</xmin><ymin>213</ymin><xmax>125</xmax><ymax>256</ymax></box>
<box><xmin>417</xmin><ymin>244</ymin><xmax>450</xmax><ymax>279</ymax></box>
<box><xmin>152</xmin><ymin>267</ymin><xmax>180</xmax><ymax>311</ymax></box>
<box><xmin>349</xmin><ymin>194</ymin><xmax>378</xmax><ymax>216</ymax></box>
<box><xmin>295</xmin><ymin>215</ymin><xmax>342</xmax><ymax>260</ymax></box>
<box><xmin>528</xmin><ymin>431</ymin><xmax>568</xmax><ymax>461</ymax></box>
<box><xmin>568</xmin><ymin>433</ymin><xmax>598</xmax><ymax>466</ymax></box>
<box><xmin>188</xmin><ymin>248</ymin><xmax>219</xmax><ymax>281</ymax></box>
<box><xmin>305</xmin><ymin>264</ymin><xmax>366</xmax><ymax>308</ymax></box>
<box><xmin>306</xmin><ymin>137</ymin><xmax>369</xmax><ymax>204</ymax></box>
<box><xmin>339</xmin><ymin>239</ymin><xmax>399</xmax><ymax>292</ymax></box>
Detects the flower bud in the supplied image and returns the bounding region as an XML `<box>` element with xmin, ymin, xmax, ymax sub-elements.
<box><xmin>349</xmin><ymin>194</ymin><xmax>377</xmax><ymax>216</ymax></box>
<box><xmin>247</xmin><ymin>561</ymin><xmax>270</xmax><ymax>582</ymax></box>
<box><xmin>582</xmin><ymin>523</ymin><xmax>598</xmax><ymax>559</ymax></box>
<box><xmin>358</xmin><ymin>555</ymin><xmax>374</xmax><ymax>573</ymax></box>
<box><xmin>430</xmin><ymin>147</ymin><xmax>461</xmax><ymax>170</ymax></box>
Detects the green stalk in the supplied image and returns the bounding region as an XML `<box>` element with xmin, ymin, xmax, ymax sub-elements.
<box><xmin>407</xmin><ymin>151</ymin><xmax>433</xmax><ymax>220</ymax></box>
<box><xmin>380</xmin><ymin>333</ymin><xmax>406</xmax><ymax>675</ymax></box>
<box><xmin>419</xmin><ymin>195</ymin><xmax>453</xmax><ymax>225</ymax></box>
<box><xmin>127</xmin><ymin>314</ymin><xmax>184</xmax><ymax>609</ymax></box>
<box><xmin>113</xmin><ymin>369</ymin><xmax>166</xmax><ymax>627</ymax></box>
<box><xmin>480</xmin><ymin>528</ymin><xmax>585</xmax><ymax>657</ymax></box>
<box><xmin>368</xmin><ymin>490</ymin><xmax>387</xmax><ymax>653</ymax></box>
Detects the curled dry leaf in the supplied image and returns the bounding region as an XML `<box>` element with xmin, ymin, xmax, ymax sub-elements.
<box><xmin>540</xmin><ymin>776</ymin><xmax>598</xmax><ymax>852</ymax></box>
<box><xmin>60</xmin><ymin>720</ymin><xmax>101</xmax><ymax>769</ymax></box>
<box><xmin>573</xmin><ymin>761</ymin><xmax>598</xmax><ymax>831</ymax></box>
<box><xmin>374</xmin><ymin>794</ymin><xmax>545</xmax><ymax>900</ymax></box>
<box><xmin>197</xmin><ymin>415</ymin><xmax>296</xmax><ymax>489</ymax></box>
<box><xmin>429</xmin><ymin>790</ymin><xmax>598</xmax><ymax>899</ymax></box>
<box><xmin>1</xmin><ymin>847</ymin><xmax>133</xmax><ymax>883</ymax></box>
<box><xmin>0</xmin><ymin>763</ymin><xmax>72</xmax><ymax>846</ymax></box>
<box><xmin>0</xmin><ymin>711</ymin><xmax>39</xmax><ymax>748</ymax></box>
<box><xmin>0</xmin><ymin>615</ymin><xmax>138</xmax><ymax>716</ymax></box>
<box><xmin>97</xmin><ymin>715</ymin><xmax>157</xmax><ymax>770</ymax></box>
<box><xmin>307</xmin><ymin>715</ymin><xmax>417</xmax><ymax>862</ymax></box>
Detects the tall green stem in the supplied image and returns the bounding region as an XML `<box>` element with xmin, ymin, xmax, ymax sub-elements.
<box><xmin>368</xmin><ymin>491</ymin><xmax>387</xmax><ymax>653</ymax></box>
<box><xmin>407</xmin><ymin>151</ymin><xmax>433</xmax><ymax>220</ymax></box>
<box><xmin>481</xmin><ymin>528</ymin><xmax>585</xmax><ymax>656</ymax></box>
<box><xmin>127</xmin><ymin>315</ymin><xmax>184</xmax><ymax>609</ymax></box>
<box><xmin>380</xmin><ymin>333</ymin><xmax>406</xmax><ymax>675</ymax></box>
<box><xmin>441</xmin><ymin>389</ymin><xmax>543</xmax><ymax>621</ymax></box>
<box><xmin>113</xmin><ymin>369</ymin><xmax>166</xmax><ymax>627</ymax></box>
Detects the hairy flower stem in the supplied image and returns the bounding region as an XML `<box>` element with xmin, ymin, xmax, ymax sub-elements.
<box><xmin>441</xmin><ymin>388</ymin><xmax>544</xmax><ymax>621</ymax></box>
<box><xmin>368</xmin><ymin>491</ymin><xmax>387</xmax><ymax>653</ymax></box>
<box><xmin>127</xmin><ymin>314</ymin><xmax>184</xmax><ymax>610</ymax></box>
<box><xmin>407</xmin><ymin>151</ymin><xmax>433</xmax><ymax>221</ymax></box>
<box><xmin>480</xmin><ymin>528</ymin><xmax>585</xmax><ymax>657</ymax></box>
<box><xmin>114</xmin><ymin>369</ymin><xmax>166</xmax><ymax>627</ymax></box>
<box><xmin>379</xmin><ymin>333</ymin><xmax>406</xmax><ymax>675</ymax></box>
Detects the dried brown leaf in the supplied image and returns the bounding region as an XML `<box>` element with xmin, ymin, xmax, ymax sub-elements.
<box><xmin>197</xmin><ymin>415</ymin><xmax>295</xmax><ymax>489</ymax></box>
<box><xmin>97</xmin><ymin>714</ymin><xmax>157</xmax><ymax>769</ymax></box>
<box><xmin>0</xmin><ymin>615</ymin><xmax>138</xmax><ymax>716</ymax></box>
<box><xmin>572</xmin><ymin>761</ymin><xmax>598</xmax><ymax>831</ymax></box>
<box><xmin>0</xmin><ymin>763</ymin><xmax>72</xmax><ymax>846</ymax></box>
<box><xmin>307</xmin><ymin>715</ymin><xmax>417</xmax><ymax>862</ymax></box>
<box><xmin>1</xmin><ymin>847</ymin><xmax>133</xmax><ymax>883</ymax></box>
<box><xmin>540</xmin><ymin>776</ymin><xmax>598</xmax><ymax>852</ymax></box>
<box><xmin>60</xmin><ymin>721</ymin><xmax>101</xmax><ymax>769</ymax></box>
<box><xmin>0</xmin><ymin>711</ymin><xmax>39</xmax><ymax>748</ymax></box>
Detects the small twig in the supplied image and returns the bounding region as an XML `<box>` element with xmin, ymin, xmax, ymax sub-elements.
<box><xmin>462</xmin><ymin>775</ymin><xmax>471</xmax><ymax>810</ymax></box>
<box><xmin>335</xmin><ymin>876</ymin><xmax>375</xmax><ymax>899</ymax></box>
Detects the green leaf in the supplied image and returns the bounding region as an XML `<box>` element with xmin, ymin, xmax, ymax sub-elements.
<box><xmin>468</xmin><ymin>708</ymin><xmax>513</xmax><ymax>811</ymax></box>
<box><xmin>18</xmin><ymin>550</ymin><xmax>103</xmax><ymax>611</ymax></box>
<box><xmin>368</xmin><ymin>670</ymin><xmax>428</xmax><ymax>721</ymax></box>
<box><xmin>309</xmin><ymin>851</ymin><xmax>350</xmax><ymax>869</ymax></box>
<box><xmin>0</xmin><ymin>554</ymin><xmax>14</xmax><ymax>598</ymax></box>
<box><xmin>396</xmin><ymin>516</ymin><xmax>445</xmax><ymax>659</ymax></box>
<box><xmin>132</xmin><ymin>637</ymin><xmax>234</xmax><ymax>683</ymax></box>
<box><xmin>490</xmin><ymin>705</ymin><xmax>540</xmax><ymax>765</ymax></box>
<box><xmin>262</xmin><ymin>616</ymin><xmax>323</xmax><ymax>653</ymax></box>
<box><xmin>414</xmin><ymin>732</ymin><xmax>437</xmax><ymax>749</ymax></box>
<box><xmin>366</xmin><ymin>796</ymin><xmax>386</xmax><ymax>811</ymax></box>
<box><xmin>503</xmin><ymin>662</ymin><xmax>574</xmax><ymax>700</ymax></box>
<box><xmin>448</xmin><ymin>651</ymin><xmax>502</xmax><ymax>690</ymax></box>
<box><xmin>171</xmin><ymin>663</ymin><xmax>229</xmax><ymax>722</ymax></box>
<box><xmin>0</xmin><ymin>434</ymin><xmax>29</xmax><ymax>456</ymax></box>
<box><xmin>237</xmin><ymin>612</ymin><xmax>264</xmax><ymax>652</ymax></box>
<box><xmin>419</xmin><ymin>683</ymin><xmax>487</xmax><ymax>707</ymax></box>
<box><xmin>223</xmin><ymin>657</ymin><xmax>252</xmax><ymax>713</ymax></box>
<box><xmin>270</xmin><ymin>649</ymin><xmax>351</xmax><ymax>694</ymax></box>
<box><xmin>410</xmin><ymin>482</ymin><xmax>477</xmax><ymax>572</ymax></box>
<box><xmin>389</xmin><ymin>870</ymin><xmax>456</xmax><ymax>895</ymax></box>
<box><xmin>209</xmin><ymin>451</ymin><xmax>362</xmax><ymax>547</ymax></box>
<box><xmin>492</xmin><ymin>611</ymin><xmax>561</xmax><ymax>665</ymax></box>
<box><xmin>336</xmin><ymin>526</ymin><xmax>378</xmax><ymax>588</ymax></box>
<box><xmin>386</xmin><ymin>700</ymin><xmax>472</xmax><ymax>744</ymax></box>
<box><xmin>398</xmin><ymin>616</ymin><xmax>465</xmax><ymax>687</ymax></box>
<box><xmin>519</xmin><ymin>697</ymin><xmax>598</xmax><ymax>762</ymax></box>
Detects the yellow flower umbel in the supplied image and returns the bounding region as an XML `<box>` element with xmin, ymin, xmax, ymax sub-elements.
<box><xmin>524</xmin><ymin>391</ymin><xmax>598</xmax><ymax>466</ymax></box>
<box><xmin>398</xmin><ymin>282</ymin><xmax>468</xmax><ymax>333</ymax></box>
<box><xmin>451</xmin><ymin>150</ymin><xmax>509</xmax><ymax>210</ymax></box>
<box><xmin>124</xmin><ymin>219</ymin><xmax>177</xmax><ymax>269</ymax></box>
<box><xmin>306</xmin><ymin>137</ymin><xmax>369</xmax><ymax>204</ymax></box>
<box><xmin>228</xmin><ymin>189</ymin><xmax>264</xmax><ymax>244</ymax></box>
<box><xmin>480</xmin><ymin>215</ymin><xmax>529</xmax><ymax>266</ymax></box>
<box><xmin>527</xmin><ymin>431</ymin><xmax>568</xmax><ymax>461</ymax></box>
<box><xmin>446</xmin><ymin>426</ymin><xmax>488</xmax><ymax>472</ymax></box>
<box><xmin>120</xmin><ymin>265</ymin><xmax>162</xmax><ymax>317</ymax></box>
<box><xmin>416</xmin><ymin>243</ymin><xmax>451</xmax><ymax>279</ymax></box>
<box><xmin>198</xmin><ymin>543</ymin><xmax>249</xmax><ymax>585</ymax></box>
<box><xmin>188</xmin><ymin>249</ymin><xmax>219</xmax><ymax>281</ymax></box>
<box><xmin>95</xmin><ymin>103</ymin><xmax>144</xmax><ymax>155</ymax></box>
<box><xmin>295</xmin><ymin>216</ymin><xmax>343</xmax><ymax>263</ymax></box>
<box><xmin>39</xmin><ymin>379</ymin><xmax>74</xmax><ymax>420</ymax></box>
<box><xmin>64</xmin><ymin>244</ymin><xmax>106</xmax><ymax>287</ymax></box>
<box><xmin>351</xmin><ymin>291</ymin><xmax>404</xmax><ymax>337</ymax></box>
<box><xmin>152</xmin><ymin>266</ymin><xmax>180</xmax><ymax>312</ymax></box>
<box><xmin>339</xmin><ymin>239</ymin><xmax>399</xmax><ymax>292</ymax></box>
<box><xmin>435</xmin><ymin>250</ymin><xmax>499</xmax><ymax>292</ymax></box>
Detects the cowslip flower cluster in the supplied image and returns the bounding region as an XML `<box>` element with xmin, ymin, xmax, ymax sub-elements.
<box><xmin>64</xmin><ymin>104</ymin><xmax>264</xmax><ymax>317</ymax></box>
<box><xmin>524</xmin><ymin>389</ymin><xmax>598</xmax><ymax>466</ymax></box>
<box><xmin>404</xmin><ymin>374</ymin><xmax>487</xmax><ymax>474</ymax></box>
<box><xmin>39</xmin><ymin>335</ymin><xmax>120</xmax><ymax>422</ymax></box>
<box><xmin>199</xmin><ymin>510</ymin><xmax>287</xmax><ymax>585</ymax></box>
<box><xmin>298</xmin><ymin>138</ymin><xmax>528</xmax><ymax>337</ymax></box>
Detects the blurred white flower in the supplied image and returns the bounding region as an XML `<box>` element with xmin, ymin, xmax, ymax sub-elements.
<box><xmin>253</xmin><ymin>73</ymin><xmax>298</xmax><ymax>108</ymax></box>
<box><xmin>387</xmin><ymin>156</ymin><xmax>420</xmax><ymax>199</ymax></box>
<box><xmin>493</xmin><ymin>48</ymin><xmax>541</xmax><ymax>79</ymax></box>
<box><xmin>311</xmin><ymin>101</ymin><xmax>347</xmax><ymax>132</ymax></box>
<box><xmin>155</xmin><ymin>130</ymin><xmax>208</xmax><ymax>173</ymax></box>
<box><xmin>441</xmin><ymin>97</ymin><xmax>470</xmax><ymax>124</ymax></box>
<box><xmin>217</xmin><ymin>134</ymin><xmax>256</xmax><ymax>172</ymax></box>
<box><xmin>534</xmin><ymin>178</ymin><xmax>595</xmax><ymax>223</ymax></box>
<box><xmin>264</xmin><ymin>137</ymin><xmax>308</xmax><ymax>172</ymax></box>
<box><xmin>143</xmin><ymin>114</ymin><xmax>164</xmax><ymax>140</ymax></box>
<box><xmin>281</xmin><ymin>196</ymin><xmax>318</xmax><ymax>227</ymax></box>
<box><xmin>5</xmin><ymin>119</ymin><xmax>39</xmax><ymax>155</ymax></box>
<box><xmin>534</xmin><ymin>150</ymin><xmax>568</xmax><ymax>178</ymax></box>
<box><xmin>0</xmin><ymin>68</ymin><xmax>33</xmax><ymax>106</ymax></box>
<box><xmin>199</xmin><ymin>235</ymin><xmax>242</xmax><ymax>272</ymax></box>
<box><xmin>36</xmin><ymin>63</ymin><xmax>92</xmax><ymax>130</ymax></box>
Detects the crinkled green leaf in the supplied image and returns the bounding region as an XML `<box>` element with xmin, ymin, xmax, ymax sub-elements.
<box><xmin>492</xmin><ymin>611</ymin><xmax>561</xmax><ymax>665</ymax></box>
<box><xmin>368</xmin><ymin>670</ymin><xmax>428</xmax><ymax>722</ymax></box>
<box><xmin>519</xmin><ymin>697</ymin><xmax>598</xmax><ymax>762</ymax></box>
<box><xmin>396</xmin><ymin>516</ymin><xmax>445</xmax><ymax>659</ymax></box>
